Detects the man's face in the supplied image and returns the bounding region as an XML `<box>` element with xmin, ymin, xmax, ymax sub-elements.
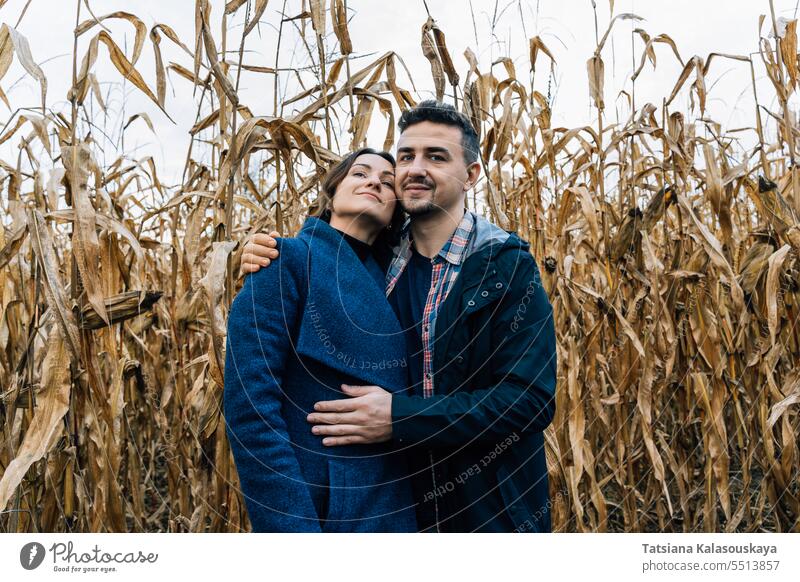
<box><xmin>395</xmin><ymin>121</ymin><xmax>474</xmax><ymax>217</ymax></box>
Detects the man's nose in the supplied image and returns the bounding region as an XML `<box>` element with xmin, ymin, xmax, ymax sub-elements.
<box><xmin>407</xmin><ymin>159</ymin><xmax>428</xmax><ymax>177</ymax></box>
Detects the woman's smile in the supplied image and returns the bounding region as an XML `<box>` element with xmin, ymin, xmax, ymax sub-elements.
<box><xmin>356</xmin><ymin>191</ymin><xmax>382</xmax><ymax>202</ymax></box>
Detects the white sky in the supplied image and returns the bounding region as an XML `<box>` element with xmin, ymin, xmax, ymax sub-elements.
<box><xmin>1</xmin><ymin>0</ymin><xmax>798</xmax><ymax>190</ymax></box>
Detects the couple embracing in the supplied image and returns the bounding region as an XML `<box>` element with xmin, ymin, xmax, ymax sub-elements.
<box><xmin>223</xmin><ymin>100</ymin><xmax>557</xmax><ymax>533</ymax></box>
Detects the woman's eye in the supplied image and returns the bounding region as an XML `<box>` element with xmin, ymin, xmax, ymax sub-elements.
<box><xmin>382</xmin><ymin>182</ymin><xmax>394</xmax><ymax>188</ymax></box>
<box><xmin>353</xmin><ymin>171</ymin><xmax>366</xmax><ymax>177</ymax></box>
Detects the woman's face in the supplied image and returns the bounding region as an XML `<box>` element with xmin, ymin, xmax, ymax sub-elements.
<box><xmin>330</xmin><ymin>153</ymin><xmax>397</xmax><ymax>228</ymax></box>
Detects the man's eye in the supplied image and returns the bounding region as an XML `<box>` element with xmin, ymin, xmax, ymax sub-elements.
<box><xmin>399</xmin><ymin>155</ymin><xmax>412</xmax><ymax>161</ymax></box>
<box><xmin>430</xmin><ymin>154</ymin><xmax>444</xmax><ymax>161</ymax></box>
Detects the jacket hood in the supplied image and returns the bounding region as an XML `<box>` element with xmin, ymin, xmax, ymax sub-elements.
<box><xmin>464</xmin><ymin>212</ymin><xmax>529</xmax><ymax>260</ymax></box>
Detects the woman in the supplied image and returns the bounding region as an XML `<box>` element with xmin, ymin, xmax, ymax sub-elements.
<box><xmin>223</xmin><ymin>148</ymin><xmax>417</xmax><ymax>532</ymax></box>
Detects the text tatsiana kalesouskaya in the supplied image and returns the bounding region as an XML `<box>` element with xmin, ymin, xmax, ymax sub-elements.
<box><xmin>642</xmin><ymin>543</ymin><xmax>777</xmax><ymax>557</ymax></box>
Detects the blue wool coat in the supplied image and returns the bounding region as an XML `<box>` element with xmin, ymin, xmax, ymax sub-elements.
<box><xmin>223</xmin><ymin>216</ymin><xmax>417</xmax><ymax>532</ymax></box>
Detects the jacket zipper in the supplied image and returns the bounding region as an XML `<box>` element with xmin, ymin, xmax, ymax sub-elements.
<box><xmin>429</xmin><ymin>449</ymin><xmax>441</xmax><ymax>532</ymax></box>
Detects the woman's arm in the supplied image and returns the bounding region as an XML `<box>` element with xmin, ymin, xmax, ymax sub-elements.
<box><xmin>223</xmin><ymin>238</ymin><xmax>322</xmax><ymax>532</ymax></box>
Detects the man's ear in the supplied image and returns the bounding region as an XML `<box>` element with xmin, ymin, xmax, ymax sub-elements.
<box><xmin>463</xmin><ymin>161</ymin><xmax>482</xmax><ymax>191</ymax></box>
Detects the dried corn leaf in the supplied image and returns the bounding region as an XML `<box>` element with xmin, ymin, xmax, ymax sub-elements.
<box><xmin>198</xmin><ymin>241</ymin><xmax>236</xmax><ymax>388</ymax></box>
<box><xmin>0</xmin><ymin>324</ymin><xmax>70</xmax><ymax>512</ymax></box>
<box><xmin>62</xmin><ymin>143</ymin><xmax>109</xmax><ymax>327</ymax></box>
<box><xmin>331</xmin><ymin>0</ymin><xmax>352</xmax><ymax>55</ymax></box>
<box><xmin>27</xmin><ymin>207</ymin><xmax>81</xmax><ymax>363</ymax></box>
<box><xmin>76</xmin><ymin>11</ymin><xmax>147</xmax><ymax>65</ymax></box>
<box><xmin>8</xmin><ymin>27</ymin><xmax>46</xmax><ymax>110</ymax></box>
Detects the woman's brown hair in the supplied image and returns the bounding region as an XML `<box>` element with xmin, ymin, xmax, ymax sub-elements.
<box><xmin>309</xmin><ymin>147</ymin><xmax>406</xmax><ymax>248</ymax></box>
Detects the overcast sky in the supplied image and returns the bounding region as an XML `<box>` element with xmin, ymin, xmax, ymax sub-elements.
<box><xmin>1</xmin><ymin>0</ymin><xmax>797</xmax><ymax>187</ymax></box>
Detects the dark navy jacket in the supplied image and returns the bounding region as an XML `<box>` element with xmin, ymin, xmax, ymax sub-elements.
<box><xmin>223</xmin><ymin>216</ymin><xmax>417</xmax><ymax>532</ymax></box>
<box><xmin>390</xmin><ymin>214</ymin><xmax>557</xmax><ymax>532</ymax></box>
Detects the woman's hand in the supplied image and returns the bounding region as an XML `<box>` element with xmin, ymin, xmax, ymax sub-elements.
<box><xmin>240</xmin><ymin>230</ymin><xmax>280</xmax><ymax>276</ymax></box>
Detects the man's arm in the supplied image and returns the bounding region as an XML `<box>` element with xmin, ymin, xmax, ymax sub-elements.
<box><xmin>390</xmin><ymin>252</ymin><xmax>557</xmax><ymax>448</ymax></box>
<box><xmin>239</xmin><ymin>230</ymin><xmax>280</xmax><ymax>276</ymax></box>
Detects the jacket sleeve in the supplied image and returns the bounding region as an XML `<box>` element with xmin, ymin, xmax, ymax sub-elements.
<box><xmin>223</xmin><ymin>238</ymin><xmax>322</xmax><ymax>532</ymax></box>
<box><xmin>391</xmin><ymin>250</ymin><xmax>557</xmax><ymax>448</ymax></box>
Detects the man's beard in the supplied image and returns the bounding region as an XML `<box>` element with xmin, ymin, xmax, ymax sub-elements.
<box><xmin>399</xmin><ymin>195</ymin><xmax>438</xmax><ymax>216</ymax></box>
<box><xmin>399</xmin><ymin>180</ymin><xmax>438</xmax><ymax>216</ymax></box>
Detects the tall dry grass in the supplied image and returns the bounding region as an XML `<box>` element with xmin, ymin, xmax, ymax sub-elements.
<box><xmin>0</xmin><ymin>0</ymin><xmax>798</xmax><ymax>532</ymax></box>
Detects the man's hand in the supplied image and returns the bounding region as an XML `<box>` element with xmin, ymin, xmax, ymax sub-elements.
<box><xmin>307</xmin><ymin>385</ymin><xmax>393</xmax><ymax>445</ymax></box>
<box><xmin>239</xmin><ymin>231</ymin><xmax>281</xmax><ymax>276</ymax></box>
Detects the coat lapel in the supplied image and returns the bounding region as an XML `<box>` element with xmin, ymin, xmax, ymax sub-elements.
<box><xmin>293</xmin><ymin>217</ymin><xmax>408</xmax><ymax>392</ymax></box>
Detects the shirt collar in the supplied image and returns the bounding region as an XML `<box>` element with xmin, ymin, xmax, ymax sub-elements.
<box><xmin>399</xmin><ymin>210</ymin><xmax>476</xmax><ymax>266</ymax></box>
<box><xmin>438</xmin><ymin>210</ymin><xmax>475</xmax><ymax>265</ymax></box>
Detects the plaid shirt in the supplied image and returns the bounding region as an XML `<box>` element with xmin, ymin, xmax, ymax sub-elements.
<box><xmin>385</xmin><ymin>210</ymin><xmax>476</xmax><ymax>398</ymax></box>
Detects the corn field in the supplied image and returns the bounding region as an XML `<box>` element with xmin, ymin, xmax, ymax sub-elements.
<box><xmin>0</xmin><ymin>0</ymin><xmax>798</xmax><ymax>533</ymax></box>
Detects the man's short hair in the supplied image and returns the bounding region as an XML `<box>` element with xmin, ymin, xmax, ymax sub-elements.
<box><xmin>398</xmin><ymin>100</ymin><xmax>480</xmax><ymax>166</ymax></box>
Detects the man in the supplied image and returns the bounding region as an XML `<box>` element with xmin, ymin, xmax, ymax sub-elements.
<box><xmin>238</xmin><ymin>100</ymin><xmax>557</xmax><ymax>532</ymax></box>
